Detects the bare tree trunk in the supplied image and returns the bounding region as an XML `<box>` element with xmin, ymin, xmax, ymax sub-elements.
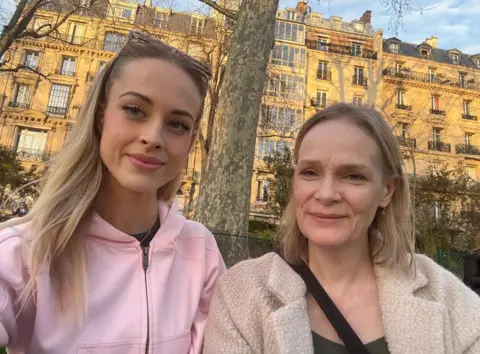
<box><xmin>194</xmin><ymin>0</ymin><xmax>278</xmax><ymax>265</ymax></box>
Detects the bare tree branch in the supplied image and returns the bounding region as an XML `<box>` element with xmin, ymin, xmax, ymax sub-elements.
<box><xmin>198</xmin><ymin>0</ymin><xmax>237</xmax><ymax>20</ymax></box>
<box><xmin>0</xmin><ymin>64</ymin><xmax>50</xmax><ymax>79</ymax></box>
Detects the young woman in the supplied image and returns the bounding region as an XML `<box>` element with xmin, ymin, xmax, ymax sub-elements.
<box><xmin>0</xmin><ymin>30</ymin><xmax>225</xmax><ymax>353</ymax></box>
<box><xmin>204</xmin><ymin>103</ymin><xmax>480</xmax><ymax>354</ymax></box>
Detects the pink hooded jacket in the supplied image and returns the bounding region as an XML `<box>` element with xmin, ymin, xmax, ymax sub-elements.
<box><xmin>0</xmin><ymin>201</ymin><xmax>226</xmax><ymax>353</ymax></box>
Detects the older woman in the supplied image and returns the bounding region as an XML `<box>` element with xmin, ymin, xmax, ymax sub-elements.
<box><xmin>204</xmin><ymin>103</ymin><xmax>480</xmax><ymax>354</ymax></box>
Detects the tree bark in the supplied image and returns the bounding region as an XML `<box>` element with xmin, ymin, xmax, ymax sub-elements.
<box><xmin>194</xmin><ymin>0</ymin><xmax>278</xmax><ymax>265</ymax></box>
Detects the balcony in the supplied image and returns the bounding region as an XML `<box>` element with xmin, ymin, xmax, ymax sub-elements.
<box><xmin>396</xmin><ymin>136</ymin><xmax>416</xmax><ymax>148</ymax></box>
<box><xmin>428</xmin><ymin>141</ymin><xmax>451</xmax><ymax>153</ymax></box>
<box><xmin>352</xmin><ymin>76</ymin><xmax>368</xmax><ymax>87</ymax></box>
<box><xmin>14</xmin><ymin>148</ymin><xmax>55</xmax><ymax>162</ymax></box>
<box><xmin>8</xmin><ymin>101</ymin><xmax>30</xmax><ymax>109</ymax></box>
<box><xmin>462</xmin><ymin>114</ymin><xmax>478</xmax><ymax>121</ymax></box>
<box><xmin>396</xmin><ymin>103</ymin><xmax>412</xmax><ymax>111</ymax></box>
<box><xmin>317</xmin><ymin>71</ymin><xmax>331</xmax><ymax>81</ymax></box>
<box><xmin>430</xmin><ymin>109</ymin><xmax>446</xmax><ymax>116</ymax></box>
<box><xmin>55</xmin><ymin>69</ymin><xmax>76</xmax><ymax>77</ymax></box>
<box><xmin>455</xmin><ymin>144</ymin><xmax>480</xmax><ymax>156</ymax></box>
<box><xmin>306</xmin><ymin>40</ymin><xmax>377</xmax><ymax>60</ymax></box>
<box><xmin>383</xmin><ymin>67</ymin><xmax>480</xmax><ymax>92</ymax></box>
<box><xmin>46</xmin><ymin>106</ymin><xmax>68</xmax><ymax>116</ymax></box>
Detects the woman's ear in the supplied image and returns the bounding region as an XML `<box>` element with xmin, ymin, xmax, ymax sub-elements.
<box><xmin>379</xmin><ymin>179</ymin><xmax>398</xmax><ymax>208</ymax></box>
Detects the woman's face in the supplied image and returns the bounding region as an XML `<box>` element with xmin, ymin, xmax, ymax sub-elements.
<box><xmin>99</xmin><ymin>58</ymin><xmax>202</xmax><ymax>196</ymax></box>
<box><xmin>293</xmin><ymin>118</ymin><xmax>395</xmax><ymax>249</ymax></box>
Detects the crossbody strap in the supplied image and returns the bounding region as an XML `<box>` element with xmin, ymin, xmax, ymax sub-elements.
<box><xmin>277</xmin><ymin>252</ymin><xmax>370</xmax><ymax>354</ymax></box>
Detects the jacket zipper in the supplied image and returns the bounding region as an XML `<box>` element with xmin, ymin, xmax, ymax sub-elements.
<box><xmin>142</xmin><ymin>245</ymin><xmax>150</xmax><ymax>354</ymax></box>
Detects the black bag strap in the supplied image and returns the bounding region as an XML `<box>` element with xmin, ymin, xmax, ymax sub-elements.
<box><xmin>276</xmin><ymin>252</ymin><xmax>369</xmax><ymax>354</ymax></box>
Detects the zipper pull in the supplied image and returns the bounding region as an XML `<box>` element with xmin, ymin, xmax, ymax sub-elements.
<box><xmin>142</xmin><ymin>245</ymin><xmax>149</xmax><ymax>271</ymax></box>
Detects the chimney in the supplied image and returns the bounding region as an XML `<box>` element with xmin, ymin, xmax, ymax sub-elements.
<box><xmin>359</xmin><ymin>10</ymin><xmax>371</xmax><ymax>24</ymax></box>
<box><xmin>425</xmin><ymin>36</ymin><xmax>438</xmax><ymax>48</ymax></box>
<box><xmin>296</xmin><ymin>1</ymin><xmax>307</xmax><ymax>15</ymax></box>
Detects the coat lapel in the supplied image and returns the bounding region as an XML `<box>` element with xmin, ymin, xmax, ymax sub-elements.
<box><xmin>266</xmin><ymin>254</ymin><xmax>314</xmax><ymax>354</ymax></box>
<box><xmin>375</xmin><ymin>265</ymin><xmax>446</xmax><ymax>354</ymax></box>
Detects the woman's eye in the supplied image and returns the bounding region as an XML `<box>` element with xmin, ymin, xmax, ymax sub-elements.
<box><xmin>122</xmin><ymin>105</ymin><xmax>144</xmax><ymax>118</ymax></box>
<box><xmin>168</xmin><ymin>121</ymin><xmax>190</xmax><ymax>132</ymax></box>
<box><xmin>300</xmin><ymin>170</ymin><xmax>316</xmax><ymax>177</ymax></box>
<box><xmin>347</xmin><ymin>174</ymin><xmax>365</xmax><ymax>182</ymax></box>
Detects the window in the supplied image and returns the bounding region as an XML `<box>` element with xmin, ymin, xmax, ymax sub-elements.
<box><xmin>104</xmin><ymin>32</ymin><xmax>126</xmax><ymax>52</ymax></box>
<box><xmin>397</xmin><ymin>90</ymin><xmax>405</xmax><ymax>105</ymax></box>
<box><xmin>317</xmin><ymin>91</ymin><xmax>327</xmax><ymax>107</ymax></box>
<box><xmin>261</xmin><ymin>105</ymin><xmax>302</xmax><ymax>130</ymax></box>
<box><xmin>276</xmin><ymin>140</ymin><xmax>292</xmax><ymax>155</ymax></box>
<box><xmin>351</xmin><ymin>43</ymin><xmax>362</xmax><ymax>57</ymax></box>
<box><xmin>400</xmin><ymin>123</ymin><xmax>409</xmax><ymax>138</ymax></box>
<box><xmin>431</xmin><ymin>96</ymin><xmax>440</xmax><ymax>111</ymax></box>
<box><xmin>463</xmin><ymin>100</ymin><xmax>470</xmax><ymax>115</ymax></box>
<box><xmin>33</xmin><ymin>18</ymin><xmax>49</xmax><ymax>34</ymax></box>
<box><xmin>60</xmin><ymin>56</ymin><xmax>76</xmax><ymax>76</ymax></box>
<box><xmin>12</xmin><ymin>84</ymin><xmax>31</xmax><ymax>107</ymax></box>
<box><xmin>265</xmin><ymin>74</ymin><xmax>304</xmax><ymax>100</ymax></box>
<box><xmin>113</xmin><ymin>7</ymin><xmax>133</xmax><ymax>19</ymax></box>
<box><xmin>317</xmin><ymin>61</ymin><xmax>329</xmax><ymax>80</ymax></box>
<box><xmin>23</xmin><ymin>51</ymin><xmax>39</xmax><ymax>69</ymax></box>
<box><xmin>271</xmin><ymin>45</ymin><xmax>306</xmax><ymax>68</ymax></box>
<box><xmin>317</xmin><ymin>36</ymin><xmax>328</xmax><ymax>51</ymax></box>
<box><xmin>285</xmin><ymin>10</ymin><xmax>296</xmax><ymax>21</ymax></box>
<box><xmin>389</xmin><ymin>42</ymin><xmax>399</xmax><ymax>54</ymax></box>
<box><xmin>353</xmin><ymin>96</ymin><xmax>362</xmax><ymax>106</ymax></box>
<box><xmin>257</xmin><ymin>138</ymin><xmax>275</xmax><ymax>160</ymax></box>
<box><xmin>465</xmin><ymin>133</ymin><xmax>473</xmax><ymax>146</ymax></box>
<box><xmin>476</xmin><ymin>59</ymin><xmax>480</xmax><ymax>68</ymax></box>
<box><xmin>353</xmin><ymin>67</ymin><xmax>364</xmax><ymax>85</ymax></box>
<box><xmin>190</xmin><ymin>18</ymin><xmax>205</xmax><ymax>35</ymax></box>
<box><xmin>274</xmin><ymin>21</ymin><xmax>305</xmax><ymax>44</ymax></box>
<box><xmin>155</xmin><ymin>12</ymin><xmax>169</xmax><ymax>29</ymax></box>
<box><xmin>47</xmin><ymin>84</ymin><xmax>71</xmax><ymax>115</ymax></box>
<box><xmin>459</xmin><ymin>73</ymin><xmax>466</xmax><ymax>88</ymax></box>
<box><xmin>428</xmin><ymin>68</ymin><xmax>436</xmax><ymax>82</ymax></box>
<box><xmin>15</xmin><ymin>128</ymin><xmax>48</xmax><ymax>159</ymax></box>
<box><xmin>421</xmin><ymin>49</ymin><xmax>430</xmax><ymax>59</ymax></box>
<box><xmin>68</xmin><ymin>22</ymin><xmax>85</xmax><ymax>44</ymax></box>
<box><xmin>451</xmin><ymin>53</ymin><xmax>459</xmax><ymax>65</ymax></box>
<box><xmin>395</xmin><ymin>62</ymin><xmax>403</xmax><ymax>73</ymax></box>
<box><xmin>256</xmin><ymin>180</ymin><xmax>270</xmax><ymax>202</ymax></box>
<box><xmin>432</xmin><ymin>128</ymin><xmax>441</xmax><ymax>143</ymax></box>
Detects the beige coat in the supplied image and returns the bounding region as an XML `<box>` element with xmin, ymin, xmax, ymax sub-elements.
<box><xmin>204</xmin><ymin>252</ymin><xmax>480</xmax><ymax>354</ymax></box>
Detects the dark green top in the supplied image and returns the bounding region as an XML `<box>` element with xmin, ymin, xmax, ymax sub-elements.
<box><xmin>312</xmin><ymin>331</ymin><xmax>390</xmax><ymax>354</ymax></box>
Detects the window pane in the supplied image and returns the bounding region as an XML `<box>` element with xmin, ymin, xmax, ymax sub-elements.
<box><xmin>47</xmin><ymin>84</ymin><xmax>71</xmax><ymax>114</ymax></box>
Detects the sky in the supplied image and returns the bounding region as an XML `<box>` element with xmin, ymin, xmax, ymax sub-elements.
<box><xmin>1</xmin><ymin>0</ymin><xmax>478</xmax><ymax>54</ymax></box>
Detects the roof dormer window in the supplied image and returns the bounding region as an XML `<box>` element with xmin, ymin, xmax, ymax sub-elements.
<box><xmin>389</xmin><ymin>42</ymin><xmax>399</xmax><ymax>54</ymax></box>
<box><xmin>451</xmin><ymin>53</ymin><xmax>459</xmax><ymax>65</ymax></box>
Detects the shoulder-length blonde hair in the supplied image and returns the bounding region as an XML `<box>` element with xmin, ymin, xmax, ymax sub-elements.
<box><xmin>280</xmin><ymin>103</ymin><xmax>415</xmax><ymax>271</ymax></box>
<box><xmin>1</xmin><ymin>30</ymin><xmax>211</xmax><ymax>321</ymax></box>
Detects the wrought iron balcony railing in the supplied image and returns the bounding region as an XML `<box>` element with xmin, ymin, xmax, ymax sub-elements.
<box><xmin>396</xmin><ymin>103</ymin><xmax>412</xmax><ymax>111</ymax></box>
<box><xmin>462</xmin><ymin>114</ymin><xmax>477</xmax><ymax>121</ymax></box>
<box><xmin>8</xmin><ymin>101</ymin><xmax>30</xmax><ymax>109</ymax></box>
<box><xmin>455</xmin><ymin>144</ymin><xmax>480</xmax><ymax>156</ymax></box>
<box><xmin>396</xmin><ymin>136</ymin><xmax>416</xmax><ymax>148</ymax></box>
<box><xmin>428</xmin><ymin>141</ymin><xmax>451</xmax><ymax>153</ymax></box>
<box><xmin>46</xmin><ymin>106</ymin><xmax>68</xmax><ymax>116</ymax></box>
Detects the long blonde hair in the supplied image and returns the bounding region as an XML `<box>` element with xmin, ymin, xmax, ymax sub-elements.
<box><xmin>280</xmin><ymin>103</ymin><xmax>415</xmax><ymax>271</ymax></box>
<box><xmin>1</xmin><ymin>30</ymin><xmax>211</xmax><ymax>321</ymax></box>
